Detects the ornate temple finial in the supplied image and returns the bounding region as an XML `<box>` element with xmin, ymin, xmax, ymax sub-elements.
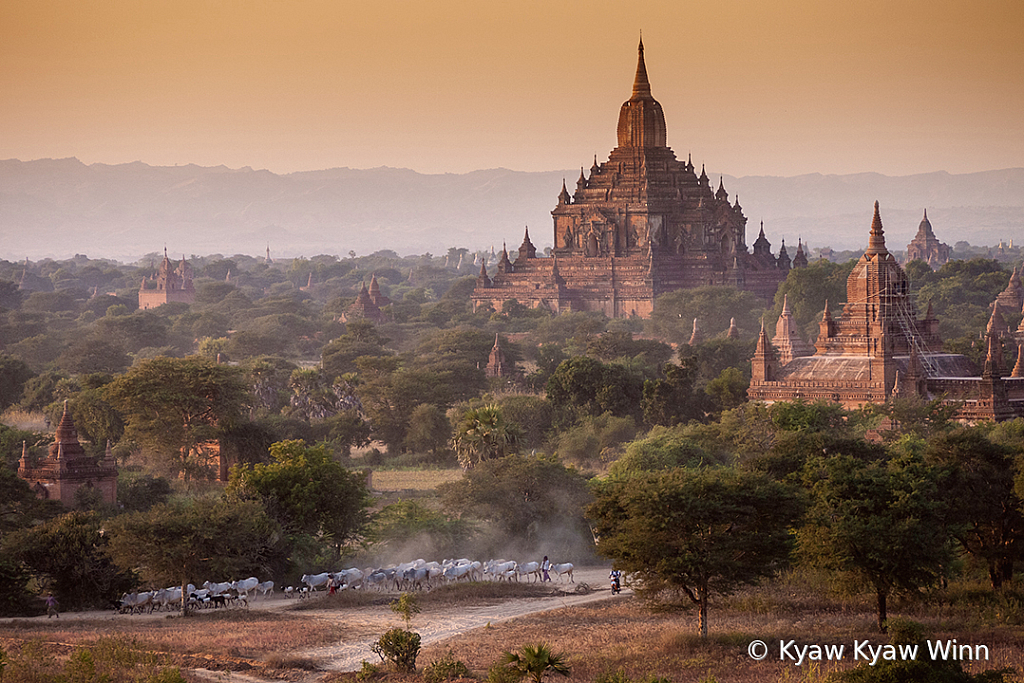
<box><xmin>781</xmin><ymin>294</ymin><xmax>791</xmax><ymax>316</ymax></box>
<box><xmin>866</xmin><ymin>200</ymin><xmax>888</xmax><ymax>256</ymax></box>
<box><xmin>558</xmin><ymin>179</ymin><xmax>571</xmax><ymax>204</ymax></box>
<box><xmin>633</xmin><ymin>33</ymin><xmax>651</xmax><ymax>97</ymax></box>
<box><xmin>822</xmin><ymin>299</ymin><xmax>832</xmax><ymax>320</ymax></box>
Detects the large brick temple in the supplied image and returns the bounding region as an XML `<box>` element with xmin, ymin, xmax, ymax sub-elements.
<box><xmin>748</xmin><ymin>202</ymin><xmax>1024</xmax><ymax>422</ymax></box>
<box><xmin>471</xmin><ymin>39</ymin><xmax>789</xmax><ymax>318</ymax></box>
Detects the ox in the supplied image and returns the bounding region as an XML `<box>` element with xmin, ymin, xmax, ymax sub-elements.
<box><xmin>551</xmin><ymin>563</ymin><xmax>574</xmax><ymax>582</ymax></box>
<box><xmin>301</xmin><ymin>572</ymin><xmax>331</xmax><ymax>591</ymax></box>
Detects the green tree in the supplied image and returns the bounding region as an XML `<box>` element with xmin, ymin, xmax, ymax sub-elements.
<box><xmin>321</xmin><ymin>319</ymin><xmax>392</xmax><ymax>377</ymax></box>
<box><xmin>451</xmin><ymin>405</ymin><xmax>521</xmax><ymax>469</ymax></box>
<box><xmin>798</xmin><ymin>452</ymin><xmax>952</xmax><ymax>632</ymax></box>
<box><xmin>496</xmin><ymin>395</ymin><xmax>553</xmax><ymax>450</ymax></box>
<box><xmin>608</xmin><ymin>426</ymin><xmax>713</xmax><ymax>478</ymax></box>
<box><xmin>924</xmin><ymin>428</ymin><xmax>1024</xmax><ymax>590</ymax></box>
<box><xmin>356</xmin><ymin>362</ymin><xmax>453</xmax><ymax>452</ymax></box>
<box><xmin>4</xmin><ymin>511</ymin><xmax>136</xmax><ymax>611</ymax></box>
<box><xmin>404</xmin><ymin>403</ymin><xmax>452</xmax><ymax>457</ymax></box>
<box><xmin>56</xmin><ymin>339</ymin><xmax>130</xmax><ymax>375</ymax></box>
<box><xmin>439</xmin><ymin>454</ymin><xmax>592</xmax><ymax>546</ymax></box>
<box><xmin>641</xmin><ymin>359</ymin><xmax>705</xmax><ymax>427</ymax></box>
<box><xmin>546</xmin><ymin>357</ymin><xmax>644</xmax><ymax>428</ymax></box>
<box><xmin>104</xmin><ymin>356</ymin><xmax>248</xmax><ymax>481</ymax></box>
<box><xmin>645</xmin><ymin>286</ymin><xmax>765</xmax><ymax>346</ymax></box>
<box><xmin>0</xmin><ymin>356</ymin><xmax>33</xmax><ymax>412</ymax></box>
<box><xmin>0</xmin><ymin>462</ymin><xmax>60</xmax><ymax>536</ymax></box>
<box><xmin>226</xmin><ymin>440</ymin><xmax>369</xmax><ymax>557</ymax></box>
<box><xmin>368</xmin><ymin>500</ymin><xmax>474</xmax><ymax>559</ymax></box>
<box><xmin>499</xmin><ymin>643</ymin><xmax>571</xmax><ymax>683</ymax></box>
<box><xmin>588</xmin><ymin>467</ymin><xmax>801</xmax><ymax>638</ymax></box>
<box><xmin>105</xmin><ymin>498</ymin><xmax>281</xmax><ymax>615</ymax></box>
<box><xmin>765</xmin><ymin>260</ymin><xmax>855</xmax><ymax>340</ymax></box>
<box><xmin>117</xmin><ymin>474</ymin><xmax>173</xmax><ymax>513</ymax></box>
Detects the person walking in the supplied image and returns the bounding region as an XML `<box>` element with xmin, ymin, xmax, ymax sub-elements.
<box><xmin>45</xmin><ymin>594</ymin><xmax>58</xmax><ymax>618</ymax></box>
<box><xmin>541</xmin><ymin>556</ymin><xmax>551</xmax><ymax>582</ymax></box>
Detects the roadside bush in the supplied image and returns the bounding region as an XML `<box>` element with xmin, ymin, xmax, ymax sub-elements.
<box><xmin>371</xmin><ymin>627</ymin><xmax>420</xmax><ymax>673</ymax></box>
<box><xmin>826</xmin><ymin>618</ymin><xmax>1014</xmax><ymax>683</ymax></box>
<box><xmin>423</xmin><ymin>649</ymin><xmax>470</xmax><ymax>683</ymax></box>
<box><xmin>356</xmin><ymin>660</ymin><xmax>384</xmax><ymax>681</ymax></box>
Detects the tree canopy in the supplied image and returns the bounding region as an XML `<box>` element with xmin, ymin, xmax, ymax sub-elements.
<box><xmin>104</xmin><ymin>498</ymin><xmax>282</xmax><ymax>614</ymax></box>
<box><xmin>104</xmin><ymin>356</ymin><xmax>249</xmax><ymax>480</ymax></box>
<box><xmin>588</xmin><ymin>467</ymin><xmax>801</xmax><ymax>638</ymax></box>
<box><xmin>226</xmin><ymin>440</ymin><xmax>370</xmax><ymax>555</ymax></box>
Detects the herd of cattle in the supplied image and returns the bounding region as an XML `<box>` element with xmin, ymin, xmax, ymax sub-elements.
<box><xmin>114</xmin><ymin>558</ymin><xmax>574</xmax><ymax>614</ymax></box>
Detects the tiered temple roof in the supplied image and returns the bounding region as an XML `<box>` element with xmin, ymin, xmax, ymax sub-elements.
<box><xmin>904</xmin><ymin>209</ymin><xmax>951</xmax><ymax>269</ymax></box>
<box><xmin>471</xmin><ymin>38</ymin><xmax>788</xmax><ymax>318</ymax></box>
<box><xmin>18</xmin><ymin>401</ymin><xmax>118</xmax><ymax>506</ymax></box>
<box><xmin>749</xmin><ymin>202</ymin><xmax>1024</xmax><ymax>421</ymax></box>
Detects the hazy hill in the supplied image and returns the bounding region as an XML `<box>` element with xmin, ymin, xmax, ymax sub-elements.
<box><xmin>1</xmin><ymin>158</ymin><xmax>1022</xmax><ymax>261</ymax></box>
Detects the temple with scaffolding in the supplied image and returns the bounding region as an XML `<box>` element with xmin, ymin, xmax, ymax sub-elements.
<box><xmin>748</xmin><ymin>202</ymin><xmax>1024</xmax><ymax>422</ymax></box>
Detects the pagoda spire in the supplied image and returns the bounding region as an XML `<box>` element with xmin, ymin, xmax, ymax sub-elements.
<box><xmin>866</xmin><ymin>200</ymin><xmax>889</xmax><ymax>257</ymax></box>
<box><xmin>1012</xmin><ymin>342</ymin><xmax>1024</xmax><ymax>378</ymax></box>
<box><xmin>632</xmin><ymin>34</ymin><xmax>651</xmax><ymax>97</ymax></box>
<box><xmin>688</xmin><ymin>318</ymin><xmax>703</xmax><ymax>346</ymax></box>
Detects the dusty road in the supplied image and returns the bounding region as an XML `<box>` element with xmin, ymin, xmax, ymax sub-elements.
<box><xmin>291</xmin><ymin>567</ymin><xmax>622</xmax><ymax>672</ymax></box>
<box><xmin>3</xmin><ymin>567</ymin><xmax>626</xmax><ymax>677</ymax></box>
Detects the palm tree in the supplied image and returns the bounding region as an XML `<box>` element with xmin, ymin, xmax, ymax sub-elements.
<box><xmin>500</xmin><ymin>643</ymin><xmax>571</xmax><ymax>683</ymax></box>
<box><xmin>451</xmin><ymin>405</ymin><xmax>521</xmax><ymax>469</ymax></box>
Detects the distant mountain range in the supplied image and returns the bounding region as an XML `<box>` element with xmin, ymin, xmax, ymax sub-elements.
<box><xmin>1</xmin><ymin>158</ymin><xmax>1022</xmax><ymax>262</ymax></box>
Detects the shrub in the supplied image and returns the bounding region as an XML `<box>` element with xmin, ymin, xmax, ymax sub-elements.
<box><xmin>356</xmin><ymin>661</ymin><xmax>383</xmax><ymax>682</ymax></box>
<box><xmin>371</xmin><ymin>627</ymin><xmax>421</xmax><ymax>673</ymax></box>
<box><xmin>595</xmin><ymin>670</ymin><xmax>671</xmax><ymax>683</ymax></box>
<box><xmin>487</xmin><ymin>661</ymin><xmax>524</xmax><ymax>683</ymax></box>
<box><xmin>423</xmin><ymin>649</ymin><xmax>470</xmax><ymax>683</ymax></box>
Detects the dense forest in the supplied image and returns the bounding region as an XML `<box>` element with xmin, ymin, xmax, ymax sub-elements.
<box><xmin>2</xmin><ymin>246</ymin><xmax>1023</xmax><ymax>640</ymax></box>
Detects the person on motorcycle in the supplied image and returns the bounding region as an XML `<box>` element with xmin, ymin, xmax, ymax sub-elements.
<box><xmin>606</xmin><ymin>569</ymin><xmax>622</xmax><ymax>593</ymax></box>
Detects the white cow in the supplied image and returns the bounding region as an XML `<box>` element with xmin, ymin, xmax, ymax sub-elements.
<box><xmin>153</xmin><ymin>587</ymin><xmax>182</xmax><ymax>611</ymax></box>
<box><xmin>256</xmin><ymin>580</ymin><xmax>275</xmax><ymax>598</ymax></box>
<box><xmin>232</xmin><ymin>576</ymin><xmax>260</xmax><ymax>598</ymax></box>
<box><xmin>301</xmin><ymin>572</ymin><xmax>331</xmax><ymax>591</ymax></box>
<box><xmin>203</xmin><ymin>580</ymin><xmax>233</xmax><ymax>596</ymax></box>
<box><xmin>517</xmin><ymin>561</ymin><xmax>540</xmax><ymax>583</ymax></box>
<box><xmin>551</xmin><ymin>562</ymin><xmax>575</xmax><ymax>582</ymax></box>
<box><xmin>486</xmin><ymin>560</ymin><xmax>517</xmax><ymax>581</ymax></box>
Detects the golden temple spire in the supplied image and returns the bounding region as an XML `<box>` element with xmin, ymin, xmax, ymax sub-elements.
<box><xmin>632</xmin><ymin>34</ymin><xmax>651</xmax><ymax>97</ymax></box>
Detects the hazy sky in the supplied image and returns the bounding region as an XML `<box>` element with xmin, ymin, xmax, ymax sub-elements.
<box><xmin>2</xmin><ymin>0</ymin><xmax>1022</xmax><ymax>177</ymax></box>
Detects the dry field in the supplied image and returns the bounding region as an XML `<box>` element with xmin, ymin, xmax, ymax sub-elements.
<box><xmin>2</xmin><ymin>573</ymin><xmax>1023</xmax><ymax>683</ymax></box>
<box><xmin>368</xmin><ymin>469</ymin><xmax>464</xmax><ymax>492</ymax></box>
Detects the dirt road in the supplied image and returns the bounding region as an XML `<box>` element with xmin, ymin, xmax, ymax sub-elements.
<box><xmin>292</xmin><ymin>567</ymin><xmax>621</xmax><ymax>672</ymax></box>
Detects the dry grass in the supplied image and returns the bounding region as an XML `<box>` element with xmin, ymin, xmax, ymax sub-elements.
<box><xmin>0</xmin><ymin>609</ymin><xmax>342</xmax><ymax>661</ymax></box>
<box><xmin>1</xmin><ymin>408</ymin><xmax>50</xmax><ymax>432</ymax></box>
<box><xmin>418</xmin><ymin>594</ymin><xmax>1024</xmax><ymax>683</ymax></box>
<box><xmin>369</xmin><ymin>469</ymin><xmax>463</xmax><ymax>492</ymax></box>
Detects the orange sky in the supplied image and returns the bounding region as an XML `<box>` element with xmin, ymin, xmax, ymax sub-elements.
<box><xmin>2</xmin><ymin>0</ymin><xmax>1022</xmax><ymax>177</ymax></box>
